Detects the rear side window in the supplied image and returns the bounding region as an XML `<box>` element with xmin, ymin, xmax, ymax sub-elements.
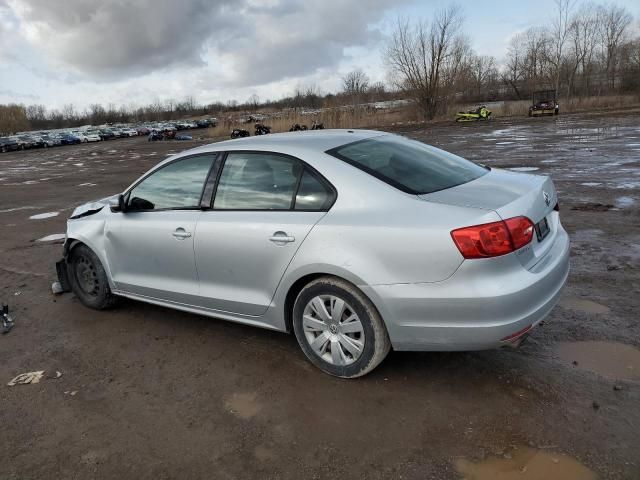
<box><xmin>214</xmin><ymin>153</ymin><xmax>301</xmax><ymax>210</ymax></box>
<box><xmin>295</xmin><ymin>170</ymin><xmax>333</xmax><ymax>210</ymax></box>
<box><xmin>327</xmin><ymin>135</ymin><xmax>487</xmax><ymax>195</ymax></box>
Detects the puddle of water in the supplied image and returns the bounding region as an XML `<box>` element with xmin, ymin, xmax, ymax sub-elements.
<box><xmin>29</xmin><ymin>212</ymin><xmax>59</xmax><ymax>220</ymax></box>
<box><xmin>615</xmin><ymin>181</ymin><xmax>640</xmax><ymax>189</ymax></box>
<box><xmin>541</xmin><ymin>160</ymin><xmax>558</xmax><ymax>164</ymax></box>
<box><xmin>508</xmin><ymin>167</ymin><xmax>539</xmax><ymax>172</ymax></box>
<box><xmin>496</xmin><ymin>141</ymin><xmax>514</xmax><ymax>145</ymax></box>
<box><xmin>73</xmin><ymin>163</ymin><xmax>84</xmax><ymax>167</ymax></box>
<box><xmin>615</xmin><ymin>196</ymin><xmax>635</xmax><ymax>208</ymax></box>
<box><xmin>558</xmin><ymin>341</ymin><xmax>640</xmax><ymax>381</ymax></box>
<box><xmin>36</xmin><ymin>233</ymin><xmax>66</xmax><ymax>242</ymax></box>
<box><xmin>560</xmin><ymin>297</ymin><xmax>609</xmax><ymax>314</ymax></box>
<box><xmin>224</xmin><ymin>392</ymin><xmax>261</xmax><ymax>419</ymax></box>
<box><xmin>455</xmin><ymin>447</ymin><xmax>596</xmax><ymax>480</ymax></box>
<box><xmin>580</xmin><ymin>182</ymin><xmax>601</xmax><ymax>187</ymax></box>
<box><xmin>78</xmin><ymin>183</ymin><xmax>97</xmax><ymax>187</ymax></box>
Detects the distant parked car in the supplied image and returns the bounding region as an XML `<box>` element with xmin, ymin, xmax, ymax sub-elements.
<box><xmin>73</xmin><ymin>132</ymin><xmax>89</xmax><ymax>143</ymax></box>
<box><xmin>20</xmin><ymin>135</ymin><xmax>44</xmax><ymax>148</ymax></box>
<box><xmin>59</xmin><ymin>133</ymin><xmax>81</xmax><ymax>145</ymax></box>
<box><xmin>123</xmin><ymin>128</ymin><xmax>138</xmax><ymax>137</ymax></box>
<box><xmin>137</xmin><ymin>127</ymin><xmax>150</xmax><ymax>136</ymax></box>
<box><xmin>40</xmin><ymin>134</ymin><xmax>61</xmax><ymax>147</ymax></box>
<box><xmin>84</xmin><ymin>131</ymin><xmax>102</xmax><ymax>142</ymax></box>
<box><xmin>0</xmin><ymin>137</ymin><xmax>19</xmax><ymax>153</ymax></box>
<box><xmin>99</xmin><ymin>129</ymin><xmax>115</xmax><ymax>140</ymax></box>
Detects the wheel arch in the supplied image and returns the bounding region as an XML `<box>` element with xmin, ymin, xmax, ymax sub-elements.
<box><xmin>280</xmin><ymin>269</ymin><xmax>388</xmax><ymax>336</ymax></box>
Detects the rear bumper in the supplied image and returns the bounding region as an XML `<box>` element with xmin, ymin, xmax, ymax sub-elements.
<box><xmin>364</xmin><ymin>224</ymin><xmax>570</xmax><ymax>351</ymax></box>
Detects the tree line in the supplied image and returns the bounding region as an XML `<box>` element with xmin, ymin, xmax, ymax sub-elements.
<box><xmin>1</xmin><ymin>0</ymin><xmax>638</xmax><ymax>134</ymax></box>
<box><xmin>386</xmin><ymin>1</ymin><xmax>639</xmax><ymax>119</ymax></box>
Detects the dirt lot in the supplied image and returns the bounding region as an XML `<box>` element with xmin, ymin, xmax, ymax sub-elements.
<box><xmin>1</xmin><ymin>113</ymin><xmax>639</xmax><ymax>479</ymax></box>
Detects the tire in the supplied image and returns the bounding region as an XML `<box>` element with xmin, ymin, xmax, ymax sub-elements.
<box><xmin>68</xmin><ymin>244</ymin><xmax>118</xmax><ymax>310</ymax></box>
<box><xmin>293</xmin><ymin>277</ymin><xmax>391</xmax><ymax>378</ymax></box>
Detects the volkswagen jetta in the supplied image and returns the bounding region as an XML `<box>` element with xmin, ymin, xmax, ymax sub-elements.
<box><xmin>56</xmin><ymin>130</ymin><xmax>570</xmax><ymax>377</ymax></box>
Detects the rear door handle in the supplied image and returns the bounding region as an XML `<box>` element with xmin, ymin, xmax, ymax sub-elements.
<box><xmin>269</xmin><ymin>231</ymin><xmax>295</xmax><ymax>244</ymax></box>
<box><xmin>172</xmin><ymin>228</ymin><xmax>192</xmax><ymax>240</ymax></box>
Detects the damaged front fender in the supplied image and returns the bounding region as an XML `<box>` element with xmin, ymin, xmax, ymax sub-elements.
<box><xmin>69</xmin><ymin>194</ymin><xmax>118</xmax><ymax>220</ymax></box>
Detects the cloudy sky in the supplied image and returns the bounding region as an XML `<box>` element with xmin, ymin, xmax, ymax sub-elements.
<box><xmin>1</xmin><ymin>0</ymin><xmax>638</xmax><ymax>111</ymax></box>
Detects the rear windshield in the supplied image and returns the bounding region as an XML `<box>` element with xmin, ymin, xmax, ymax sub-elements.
<box><xmin>327</xmin><ymin>135</ymin><xmax>488</xmax><ymax>195</ymax></box>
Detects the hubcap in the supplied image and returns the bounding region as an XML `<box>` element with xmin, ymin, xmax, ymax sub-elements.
<box><xmin>75</xmin><ymin>255</ymin><xmax>99</xmax><ymax>296</ymax></box>
<box><xmin>302</xmin><ymin>295</ymin><xmax>365</xmax><ymax>366</ymax></box>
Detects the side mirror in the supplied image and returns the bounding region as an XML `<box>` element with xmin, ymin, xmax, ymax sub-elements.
<box><xmin>110</xmin><ymin>194</ymin><xmax>127</xmax><ymax>213</ymax></box>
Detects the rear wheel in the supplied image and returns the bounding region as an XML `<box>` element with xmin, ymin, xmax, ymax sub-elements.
<box><xmin>293</xmin><ymin>277</ymin><xmax>391</xmax><ymax>378</ymax></box>
<box><xmin>68</xmin><ymin>244</ymin><xmax>117</xmax><ymax>310</ymax></box>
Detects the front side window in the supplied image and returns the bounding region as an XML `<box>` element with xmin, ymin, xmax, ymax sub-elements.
<box><xmin>327</xmin><ymin>135</ymin><xmax>488</xmax><ymax>195</ymax></box>
<box><xmin>128</xmin><ymin>155</ymin><xmax>214</xmax><ymax>210</ymax></box>
<box><xmin>214</xmin><ymin>153</ymin><xmax>302</xmax><ymax>210</ymax></box>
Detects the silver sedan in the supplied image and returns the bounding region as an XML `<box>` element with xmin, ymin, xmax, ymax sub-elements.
<box><xmin>56</xmin><ymin>130</ymin><xmax>570</xmax><ymax>377</ymax></box>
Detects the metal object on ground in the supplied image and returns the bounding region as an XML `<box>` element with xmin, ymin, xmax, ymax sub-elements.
<box><xmin>2</xmin><ymin>304</ymin><xmax>14</xmax><ymax>334</ymax></box>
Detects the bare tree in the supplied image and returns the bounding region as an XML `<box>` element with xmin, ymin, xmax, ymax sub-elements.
<box><xmin>598</xmin><ymin>3</ymin><xmax>632</xmax><ymax>89</ymax></box>
<box><xmin>0</xmin><ymin>104</ymin><xmax>29</xmax><ymax>135</ymax></box>
<box><xmin>548</xmin><ymin>0</ymin><xmax>576</xmax><ymax>93</ymax></box>
<box><xmin>385</xmin><ymin>6</ymin><xmax>468</xmax><ymax>119</ymax></box>
<box><xmin>342</xmin><ymin>69</ymin><xmax>369</xmax><ymax>105</ymax></box>
<box><xmin>503</xmin><ymin>33</ymin><xmax>527</xmax><ymax>98</ymax></box>
<box><xmin>567</xmin><ymin>4</ymin><xmax>599</xmax><ymax>97</ymax></box>
<box><xmin>247</xmin><ymin>93</ymin><xmax>260</xmax><ymax>111</ymax></box>
<box><xmin>470</xmin><ymin>55</ymin><xmax>497</xmax><ymax>96</ymax></box>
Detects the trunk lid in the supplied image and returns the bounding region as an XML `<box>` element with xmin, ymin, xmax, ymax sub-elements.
<box><xmin>420</xmin><ymin>168</ymin><xmax>559</xmax><ymax>270</ymax></box>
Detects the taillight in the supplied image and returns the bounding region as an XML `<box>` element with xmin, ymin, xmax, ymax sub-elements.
<box><xmin>451</xmin><ymin>216</ymin><xmax>534</xmax><ymax>259</ymax></box>
<box><xmin>504</xmin><ymin>216</ymin><xmax>534</xmax><ymax>249</ymax></box>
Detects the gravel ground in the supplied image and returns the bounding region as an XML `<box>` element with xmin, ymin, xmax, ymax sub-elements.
<box><xmin>0</xmin><ymin>112</ymin><xmax>639</xmax><ymax>479</ymax></box>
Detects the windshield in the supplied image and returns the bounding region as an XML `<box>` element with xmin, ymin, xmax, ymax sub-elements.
<box><xmin>327</xmin><ymin>135</ymin><xmax>488</xmax><ymax>195</ymax></box>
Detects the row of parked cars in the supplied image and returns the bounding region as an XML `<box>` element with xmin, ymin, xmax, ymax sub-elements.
<box><xmin>0</xmin><ymin>118</ymin><xmax>217</xmax><ymax>153</ymax></box>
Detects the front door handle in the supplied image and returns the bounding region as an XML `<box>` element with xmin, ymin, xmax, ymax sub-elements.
<box><xmin>269</xmin><ymin>231</ymin><xmax>295</xmax><ymax>244</ymax></box>
<box><xmin>172</xmin><ymin>228</ymin><xmax>192</xmax><ymax>240</ymax></box>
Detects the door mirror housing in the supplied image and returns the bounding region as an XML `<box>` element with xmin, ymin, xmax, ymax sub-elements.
<box><xmin>110</xmin><ymin>194</ymin><xmax>127</xmax><ymax>213</ymax></box>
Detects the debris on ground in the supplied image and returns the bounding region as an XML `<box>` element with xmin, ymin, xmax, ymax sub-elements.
<box><xmin>64</xmin><ymin>390</ymin><xmax>78</xmax><ymax>396</ymax></box>
<box><xmin>7</xmin><ymin>370</ymin><xmax>62</xmax><ymax>386</ymax></box>
<box><xmin>8</xmin><ymin>371</ymin><xmax>45</xmax><ymax>386</ymax></box>
<box><xmin>51</xmin><ymin>281</ymin><xmax>64</xmax><ymax>295</ymax></box>
<box><xmin>2</xmin><ymin>304</ymin><xmax>14</xmax><ymax>334</ymax></box>
<box><xmin>613</xmin><ymin>384</ymin><xmax>623</xmax><ymax>391</ymax></box>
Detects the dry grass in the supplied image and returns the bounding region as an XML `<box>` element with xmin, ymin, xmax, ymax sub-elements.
<box><xmin>205</xmin><ymin>107</ymin><xmax>421</xmax><ymax>137</ymax></box>
<box><xmin>204</xmin><ymin>94</ymin><xmax>640</xmax><ymax>138</ymax></box>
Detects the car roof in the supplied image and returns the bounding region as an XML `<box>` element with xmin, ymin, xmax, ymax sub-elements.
<box><xmin>187</xmin><ymin>129</ymin><xmax>386</xmax><ymax>156</ymax></box>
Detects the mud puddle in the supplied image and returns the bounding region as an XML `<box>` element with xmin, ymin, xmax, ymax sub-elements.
<box><xmin>560</xmin><ymin>297</ymin><xmax>610</xmax><ymax>314</ymax></box>
<box><xmin>558</xmin><ymin>341</ymin><xmax>640</xmax><ymax>381</ymax></box>
<box><xmin>455</xmin><ymin>446</ymin><xmax>595</xmax><ymax>479</ymax></box>
<box><xmin>224</xmin><ymin>392</ymin><xmax>262</xmax><ymax>419</ymax></box>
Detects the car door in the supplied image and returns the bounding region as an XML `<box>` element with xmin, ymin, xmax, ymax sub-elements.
<box><xmin>106</xmin><ymin>154</ymin><xmax>216</xmax><ymax>304</ymax></box>
<box><xmin>193</xmin><ymin>151</ymin><xmax>336</xmax><ymax>316</ymax></box>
